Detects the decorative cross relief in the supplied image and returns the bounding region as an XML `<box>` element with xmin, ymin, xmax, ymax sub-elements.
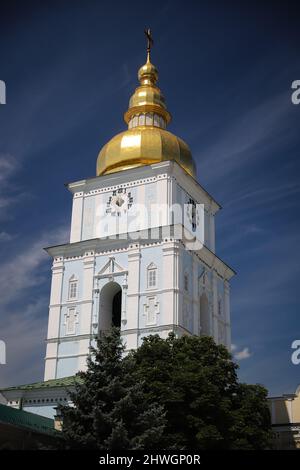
<box><xmin>64</xmin><ymin>308</ymin><xmax>78</xmax><ymax>335</ymax></box>
<box><xmin>143</xmin><ymin>296</ymin><xmax>159</xmax><ymax>325</ymax></box>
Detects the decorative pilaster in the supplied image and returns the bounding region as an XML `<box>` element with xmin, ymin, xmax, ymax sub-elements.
<box><xmin>126</xmin><ymin>244</ymin><xmax>141</xmax><ymax>349</ymax></box>
<box><xmin>92</xmin><ymin>287</ymin><xmax>100</xmax><ymax>333</ymax></box>
<box><xmin>192</xmin><ymin>255</ymin><xmax>198</xmax><ymax>335</ymax></box>
<box><xmin>44</xmin><ymin>257</ymin><xmax>64</xmax><ymax>380</ymax></box>
<box><xmin>47</xmin><ymin>258</ymin><xmax>64</xmax><ymax>339</ymax></box>
<box><xmin>162</xmin><ymin>239</ymin><xmax>180</xmax><ymax>327</ymax></box>
<box><xmin>121</xmin><ymin>274</ymin><xmax>128</xmax><ymax>326</ymax></box>
<box><xmin>224</xmin><ymin>280</ymin><xmax>231</xmax><ymax>349</ymax></box>
<box><xmin>209</xmin><ymin>211</ymin><xmax>215</xmax><ymax>253</ymax></box>
<box><xmin>82</xmin><ymin>251</ymin><xmax>95</xmax><ymax>339</ymax></box>
<box><xmin>212</xmin><ymin>270</ymin><xmax>219</xmax><ymax>343</ymax></box>
<box><xmin>70</xmin><ymin>191</ymin><xmax>84</xmax><ymax>243</ymax></box>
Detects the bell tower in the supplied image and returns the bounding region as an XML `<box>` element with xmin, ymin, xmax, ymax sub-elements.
<box><xmin>44</xmin><ymin>34</ymin><xmax>235</xmax><ymax>381</ymax></box>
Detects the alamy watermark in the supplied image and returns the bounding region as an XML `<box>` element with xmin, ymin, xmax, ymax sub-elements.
<box><xmin>0</xmin><ymin>340</ymin><xmax>6</xmax><ymax>365</ymax></box>
<box><xmin>0</xmin><ymin>80</ymin><xmax>6</xmax><ymax>104</ymax></box>
<box><xmin>94</xmin><ymin>202</ymin><xmax>205</xmax><ymax>251</ymax></box>
<box><xmin>291</xmin><ymin>80</ymin><xmax>300</xmax><ymax>105</ymax></box>
<box><xmin>291</xmin><ymin>340</ymin><xmax>300</xmax><ymax>365</ymax></box>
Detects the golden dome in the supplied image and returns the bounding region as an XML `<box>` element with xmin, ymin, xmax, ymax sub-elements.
<box><xmin>97</xmin><ymin>126</ymin><xmax>196</xmax><ymax>177</ymax></box>
<box><xmin>96</xmin><ymin>42</ymin><xmax>197</xmax><ymax>179</ymax></box>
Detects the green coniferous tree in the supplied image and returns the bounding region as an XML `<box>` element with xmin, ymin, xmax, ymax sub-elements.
<box><xmin>59</xmin><ymin>328</ymin><xmax>166</xmax><ymax>450</ymax></box>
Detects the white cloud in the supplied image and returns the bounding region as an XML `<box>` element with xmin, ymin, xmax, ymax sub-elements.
<box><xmin>0</xmin><ymin>231</ymin><xmax>14</xmax><ymax>241</ymax></box>
<box><xmin>0</xmin><ymin>154</ymin><xmax>17</xmax><ymax>184</ymax></box>
<box><xmin>0</xmin><ymin>227</ymin><xmax>68</xmax><ymax>307</ymax></box>
<box><xmin>0</xmin><ymin>226</ymin><xmax>68</xmax><ymax>387</ymax></box>
<box><xmin>234</xmin><ymin>347</ymin><xmax>252</xmax><ymax>361</ymax></box>
<box><xmin>0</xmin><ymin>297</ymin><xmax>48</xmax><ymax>388</ymax></box>
<box><xmin>0</xmin><ymin>154</ymin><xmax>30</xmax><ymax>220</ymax></box>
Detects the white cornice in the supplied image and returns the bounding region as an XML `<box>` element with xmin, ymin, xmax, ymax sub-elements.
<box><xmin>66</xmin><ymin>161</ymin><xmax>221</xmax><ymax>213</ymax></box>
<box><xmin>44</xmin><ymin>225</ymin><xmax>235</xmax><ymax>281</ymax></box>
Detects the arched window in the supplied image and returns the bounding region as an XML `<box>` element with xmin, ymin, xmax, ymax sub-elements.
<box><xmin>99</xmin><ymin>281</ymin><xmax>122</xmax><ymax>332</ymax></box>
<box><xmin>132</xmin><ymin>115</ymin><xmax>138</xmax><ymax>127</ymax></box>
<box><xmin>138</xmin><ymin>114</ymin><xmax>146</xmax><ymax>126</ymax></box>
<box><xmin>68</xmin><ymin>275</ymin><xmax>78</xmax><ymax>300</ymax></box>
<box><xmin>145</xmin><ymin>113</ymin><xmax>153</xmax><ymax>126</ymax></box>
<box><xmin>147</xmin><ymin>263</ymin><xmax>157</xmax><ymax>289</ymax></box>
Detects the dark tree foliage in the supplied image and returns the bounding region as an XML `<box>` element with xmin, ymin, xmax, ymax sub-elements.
<box><xmin>129</xmin><ymin>333</ymin><xmax>272</xmax><ymax>450</ymax></box>
<box><xmin>59</xmin><ymin>328</ymin><xmax>166</xmax><ymax>450</ymax></box>
<box><xmin>60</xmin><ymin>330</ymin><xmax>272</xmax><ymax>450</ymax></box>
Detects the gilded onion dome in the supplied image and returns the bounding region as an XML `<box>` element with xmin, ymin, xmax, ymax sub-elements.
<box><xmin>96</xmin><ymin>43</ymin><xmax>197</xmax><ymax>179</ymax></box>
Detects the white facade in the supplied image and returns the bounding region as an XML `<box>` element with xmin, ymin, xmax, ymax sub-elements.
<box><xmin>44</xmin><ymin>160</ymin><xmax>235</xmax><ymax>381</ymax></box>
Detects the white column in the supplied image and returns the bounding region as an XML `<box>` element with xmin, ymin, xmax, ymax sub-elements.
<box><xmin>156</xmin><ymin>176</ymin><xmax>168</xmax><ymax>227</ymax></box>
<box><xmin>70</xmin><ymin>192</ymin><xmax>84</xmax><ymax>243</ymax></box>
<box><xmin>209</xmin><ymin>212</ymin><xmax>215</xmax><ymax>253</ymax></box>
<box><xmin>212</xmin><ymin>270</ymin><xmax>218</xmax><ymax>343</ymax></box>
<box><xmin>121</xmin><ymin>274</ymin><xmax>128</xmax><ymax>327</ymax></box>
<box><xmin>176</xmin><ymin>244</ymin><xmax>182</xmax><ymax>328</ymax></box>
<box><xmin>162</xmin><ymin>240</ymin><xmax>180</xmax><ymax>327</ymax></box>
<box><xmin>81</xmin><ymin>252</ymin><xmax>95</xmax><ymax>338</ymax></box>
<box><xmin>92</xmin><ymin>287</ymin><xmax>100</xmax><ymax>334</ymax></box>
<box><xmin>136</xmin><ymin>182</ymin><xmax>146</xmax><ymax>231</ymax></box>
<box><xmin>44</xmin><ymin>258</ymin><xmax>64</xmax><ymax>380</ymax></box>
<box><xmin>126</xmin><ymin>244</ymin><xmax>141</xmax><ymax>349</ymax></box>
<box><xmin>167</xmin><ymin>176</ymin><xmax>175</xmax><ymax>226</ymax></box>
<box><xmin>224</xmin><ymin>280</ymin><xmax>231</xmax><ymax>349</ymax></box>
<box><xmin>192</xmin><ymin>256</ymin><xmax>198</xmax><ymax>335</ymax></box>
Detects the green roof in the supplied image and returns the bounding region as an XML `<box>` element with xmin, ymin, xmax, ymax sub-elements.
<box><xmin>0</xmin><ymin>403</ymin><xmax>56</xmax><ymax>436</ymax></box>
<box><xmin>0</xmin><ymin>375</ymin><xmax>80</xmax><ymax>392</ymax></box>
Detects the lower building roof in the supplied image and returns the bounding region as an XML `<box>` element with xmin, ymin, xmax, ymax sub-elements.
<box><xmin>0</xmin><ymin>375</ymin><xmax>78</xmax><ymax>393</ymax></box>
<box><xmin>0</xmin><ymin>403</ymin><xmax>56</xmax><ymax>436</ymax></box>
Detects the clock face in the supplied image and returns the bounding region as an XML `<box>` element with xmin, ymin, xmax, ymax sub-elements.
<box><xmin>106</xmin><ymin>188</ymin><xmax>133</xmax><ymax>216</ymax></box>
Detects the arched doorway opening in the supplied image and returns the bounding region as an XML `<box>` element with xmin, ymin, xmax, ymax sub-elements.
<box><xmin>200</xmin><ymin>293</ymin><xmax>210</xmax><ymax>336</ymax></box>
<box><xmin>99</xmin><ymin>281</ymin><xmax>122</xmax><ymax>333</ymax></box>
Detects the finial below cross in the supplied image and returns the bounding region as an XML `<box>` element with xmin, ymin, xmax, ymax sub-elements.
<box><xmin>144</xmin><ymin>28</ymin><xmax>154</xmax><ymax>60</ymax></box>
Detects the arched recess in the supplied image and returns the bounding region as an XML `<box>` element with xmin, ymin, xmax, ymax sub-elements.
<box><xmin>200</xmin><ymin>293</ymin><xmax>210</xmax><ymax>336</ymax></box>
<box><xmin>99</xmin><ymin>281</ymin><xmax>122</xmax><ymax>333</ymax></box>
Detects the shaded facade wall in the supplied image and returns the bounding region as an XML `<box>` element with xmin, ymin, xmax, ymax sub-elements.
<box><xmin>269</xmin><ymin>387</ymin><xmax>300</xmax><ymax>449</ymax></box>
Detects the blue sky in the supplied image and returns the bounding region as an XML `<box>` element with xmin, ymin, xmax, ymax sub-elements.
<box><xmin>0</xmin><ymin>0</ymin><xmax>299</xmax><ymax>395</ymax></box>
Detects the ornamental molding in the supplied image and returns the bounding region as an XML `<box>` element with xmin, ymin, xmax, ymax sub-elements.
<box><xmin>96</xmin><ymin>256</ymin><xmax>127</xmax><ymax>278</ymax></box>
<box><xmin>73</xmin><ymin>174</ymin><xmax>170</xmax><ymax>199</ymax></box>
<box><xmin>121</xmin><ymin>324</ymin><xmax>193</xmax><ymax>337</ymax></box>
<box><xmin>46</xmin><ymin>333</ymin><xmax>92</xmax><ymax>343</ymax></box>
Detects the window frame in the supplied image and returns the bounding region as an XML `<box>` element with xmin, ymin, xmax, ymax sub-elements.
<box><xmin>146</xmin><ymin>263</ymin><xmax>158</xmax><ymax>290</ymax></box>
<box><xmin>68</xmin><ymin>276</ymin><xmax>78</xmax><ymax>301</ymax></box>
